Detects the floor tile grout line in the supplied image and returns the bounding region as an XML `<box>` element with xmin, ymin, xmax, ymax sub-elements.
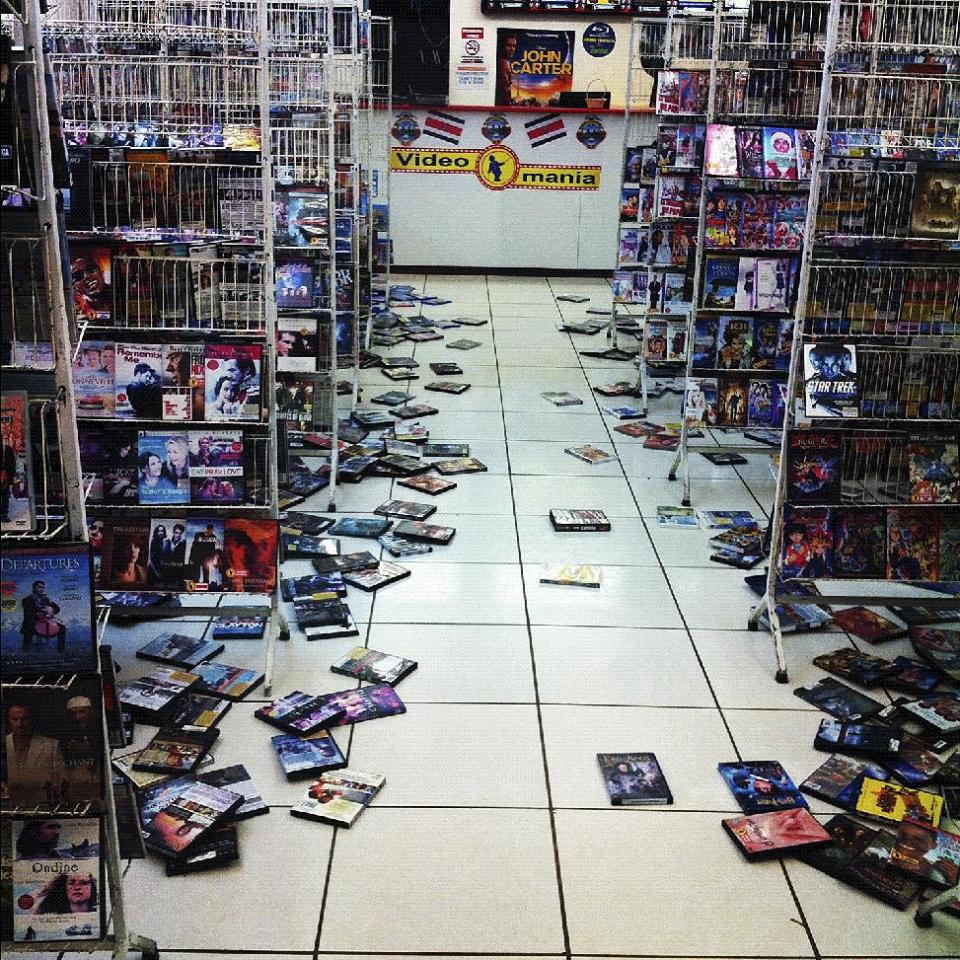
<box><xmin>555</xmin><ymin>282</ymin><xmax>829</xmax><ymax>959</ymax></box>
<box><xmin>491</xmin><ymin>277</ymin><xmax>574</xmax><ymax>960</ymax></box>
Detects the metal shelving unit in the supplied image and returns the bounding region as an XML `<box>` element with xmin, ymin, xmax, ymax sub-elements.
<box><xmin>664</xmin><ymin>0</ymin><xmax>813</xmax><ymax>505</ymax></box>
<box><xmin>41</xmin><ymin>0</ymin><xmax>320</xmax><ymax>690</ymax></box>
<box><xmin>2</xmin><ymin>2</ymin><xmax>156</xmax><ymax>956</ymax></box>
<box><xmin>747</xmin><ymin>0</ymin><xmax>960</xmax><ymax>701</ymax></box>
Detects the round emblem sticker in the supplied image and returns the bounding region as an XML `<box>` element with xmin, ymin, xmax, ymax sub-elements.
<box><xmin>475</xmin><ymin>145</ymin><xmax>520</xmax><ymax>191</ymax></box>
<box><xmin>481</xmin><ymin>114</ymin><xmax>512</xmax><ymax>144</ymax></box>
<box><xmin>576</xmin><ymin>116</ymin><xmax>607</xmax><ymax>150</ymax></box>
<box><xmin>582</xmin><ymin>22</ymin><xmax>616</xmax><ymax>58</ymax></box>
<box><xmin>391</xmin><ymin>113</ymin><xmax>421</xmax><ymax>145</ymax></box>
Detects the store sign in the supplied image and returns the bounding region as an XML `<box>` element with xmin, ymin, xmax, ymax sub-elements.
<box><xmin>390</xmin><ymin>145</ymin><xmax>601</xmax><ymax>192</ymax></box>
<box><xmin>582</xmin><ymin>22</ymin><xmax>617</xmax><ymax>58</ymax></box>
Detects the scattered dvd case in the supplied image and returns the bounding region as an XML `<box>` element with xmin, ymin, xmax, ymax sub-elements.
<box><xmin>597</xmin><ymin>752</ymin><xmax>673</xmax><ymax>805</ymax></box>
<box><xmin>330</xmin><ymin>646</ymin><xmax>418</xmax><ymax>686</ymax></box>
<box><xmin>290</xmin><ymin>769</ymin><xmax>386</xmax><ymax>827</ymax></box>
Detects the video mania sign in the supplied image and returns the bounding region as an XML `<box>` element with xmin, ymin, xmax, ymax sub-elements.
<box><xmin>390</xmin><ymin>145</ymin><xmax>601</xmax><ymax>192</ymax></box>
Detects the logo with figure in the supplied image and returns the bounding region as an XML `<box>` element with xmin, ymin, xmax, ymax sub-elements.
<box><xmin>576</xmin><ymin>116</ymin><xmax>607</xmax><ymax>150</ymax></box>
<box><xmin>475</xmin><ymin>145</ymin><xmax>520</xmax><ymax>191</ymax></box>
<box><xmin>481</xmin><ymin>114</ymin><xmax>512</xmax><ymax>144</ymax></box>
<box><xmin>390</xmin><ymin>113</ymin><xmax>421</xmax><ymax>145</ymax></box>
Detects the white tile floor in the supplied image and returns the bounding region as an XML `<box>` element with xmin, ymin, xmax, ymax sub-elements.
<box><xmin>90</xmin><ymin>273</ymin><xmax>958</xmax><ymax>960</ymax></box>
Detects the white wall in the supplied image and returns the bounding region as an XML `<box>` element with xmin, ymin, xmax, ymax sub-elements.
<box><xmin>448</xmin><ymin>2</ymin><xmax>634</xmax><ymax>109</ymax></box>
<box><xmin>382</xmin><ymin>109</ymin><xmax>657</xmax><ymax>270</ymax></box>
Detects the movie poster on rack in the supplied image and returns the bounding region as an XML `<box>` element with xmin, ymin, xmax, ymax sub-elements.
<box><xmin>1</xmin><ymin>674</ymin><xmax>103</xmax><ymax>806</ymax></box>
<box><xmin>1</xmin><ymin>391</ymin><xmax>35</xmax><ymax>534</ymax></box>
<box><xmin>0</xmin><ymin>543</ymin><xmax>96</xmax><ymax>676</ymax></box>
<box><xmin>7</xmin><ymin>817</ymin><xmax>104</xmax><ymax>942</ymax></box>
<box><xmin>495</xmin><ymin>30</ymin><xmax>574</xmax><ymax>107</ymax></box>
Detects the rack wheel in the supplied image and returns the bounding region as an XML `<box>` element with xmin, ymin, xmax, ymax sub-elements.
<box><xmin>279</xmin><ymin>627</ymin><xmax>290</xmax><ymax>642</ymax></box>
<box><xmin>131</xmin><ymin>934</ymin><xmax>160</xmax><ymax>959</ymax></box>
<box><xmin>668</xmin><ymin>472</ymin><xmax>677</xmax><ymax>481</ymax></box>
<box><xmin>775</xmin><ymin>670</ymin><xmax>789</xmax><ymax>684</ymax></box>
<box><xmin>914</xmin><ymin>912</ymin><xmax>933</xmax><ymax>929</ymax></box>
<box><xmin>747</xmin><ymin>619</ymin><xmax>758</xmax><ymax>632</ymax></box>
<box><xmin>681</xmin><ymin>498</ymin><xmax>691</xmax><ymax>507</ymax></box>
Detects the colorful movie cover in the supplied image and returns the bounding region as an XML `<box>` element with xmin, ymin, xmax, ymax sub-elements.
<box><xmin>193</xmin><ymin>662</ymin><xmax>264</xmax><ymax>700</ymax></box>
<box><xmin>734</xmin><ymin>257</ymin><xmax>757</xmax><ymax>311</ymax></box>
<box><xmin>188</xmin><ymin>430</ymin><xmax>244</xmax><ymax>505</ymax></box>
<box><xmin>656</xmin><ymin>69</ymin><xmax>680</xmax><ymax>114</ymax></box>
<box><xmin>763</xmin><ymin>127</ymin><xmax>798</xmax><ymax>180</ymax></box>
<box><xmin>754</xmin><ymin>257</ymin><xmax>791</xmax><ymax>312</ymax></box>
<box><xmin>718</xmin><ymin>760</ymin><xmax>808</xmax><ymax>814</ymax></box>
<box><xmin>684</xmin><ymin>378</ymin><xmax>718</xmax><ymax>427</ymax></box>
<box><xmin>276</xmin><ymin>316</ymin><xmax>318</xmax><ymax>373</ymax></box>
<box><xmin>643</xmin><ymin>321</ymin><xmax>667</xmax><ymax>362</ymax></box>
<box><xmin>223</xmin><ymin>519</ymin><xmax>279</xmax><ymax>593</ymax></box>
<box><xmin>648</xmin><ymin>225</ymin><xmax>674</xmax><ymax>266</ymax></box>
<box><xmin>183</xmin><ymin>519</ymin><xmax>225</xmax><ymax>591</ymax></box>
<box><xmin>136</xmin><ymin>432</ymin><xmax>190</xmax><ymax>505</ymax></box>
<box><xmin>855</xmin><ymin>777</ymin><xmax>943</xmax><ymax>828</ymax></box>
<box><xmin>901</xmin><ymin>695</ymin><xmax>960</xmax><ymax>734</ymax></box>
<box><xmin>675</xmin><ymin>124</ymin><xmax>703</xmax><ymax>170</ymax></box>
<box><xmin>887</xmin><ymin>508</ymin><xmax>939</xmax><ymax>581</ymax></box>
<box><xmin>702</xmin><ymin>256</ymin><xmax>738</xmax><ymax>309</ymax></box>
<box><xmin>771</xmin><ymin>194</ymin><xmax>806</xmax><ymax>251</ymax></box>
<box><xmin>0</xmin><ymin>543</ymin><xmax>96</xmax><ymax>675</ymax></box>
<box><xmin>890</xmin><ymin>820</ymin><xmax>960</xmax><ymax>888</ymax></box>
<box><xmin>716</xmin><ymin>315</ymin><xmax>752</xmax><ymax>369</ymax></box>
<box><xmin>143</xmin><ymin>517</ymin><xmax>186</xmax><ymax>588</ymax></box>
<box><xmin>746</xmin><ymin>379</ymin><xmax>776</xmax><ymax>427</ymax></box>
<box><xmin>668</xmin><ymin>224</ymin><xmax>694</xmax><ymax>266</ymax></box>
<box><xmin>495</xmin><ymin>30</ymin><xmax>574</xmax><ymax>107</ymax></box>
<box><xmin>620</xmin><ymin>186</ymin><xmax>639</xmax><ymax>220</ymax></box>
<box><xmin>910</xmin><ymin>627</ymin><xmax>960</xmax><ymax>682</ymax></box>
<box><xmin>161</xmin><ymin>343</ymin><xmax>205</xmax><ymax>421</ymax></box>
<box><xmin>622</xmin><ymin>146</ymin><xmax>644</xmax><ymax>183</ymax></box>
<box><xmin>735</xmin><ymin>126</ymin><xmax>764</xmax><ymax>178</ymax></box>
<box><xmin>597</xmin><ymin>752</ymin><xmax>673</xmax><ymax>806</ymax></box>
<box><xmin>661</xmin><ymin>272</ymin><xmax>690</xmax><ymax>315</ymax></box>
<box><xmin>782</xmin><ymin>507</ymin><xmax>834</xmax><ymax>579</ymax></box>
<box><xmin>705</xmin><ymin>124</ymin><xmax>738</xmax><ymax>177</ymax></box>
<box><xmin>723</xmin><ymin>808</ymin><xmax>831</xmax><ymax>859</ymax></box>
<box><xmin>71</xmin><ymin>340</ymin><xmax>115</xmax><ymax>418</ymax></box>
<box><xmin>907</xmin><ymin>441</ymin><xmax>959</xmax><ymax>504</ymax></box>
<box><xmin>656</xmin><ymin>175</ymin><xmax>687</xmax><ymax>219</ymax></box>
<box><xmin>741</xmin><ymin>193</ymin><xmax>773</xmax><ymax>249</ymax></box>
<box><xmin>308</xmin><ymin>683</ymin><xmax>406</xmax><ymax>727</ymax></box>
<box><xmin>657</xmin><ymin>126</ymin><xmax>677</xmax><ymax>167</ymax></box>
<box><xmin>618</xmin><ymin>226</ymin><xmax>640</xmax><ymax>264</ymax></box>
<box><xmin>69</xmin><ymin>240</ymin><xmax>112</xmax><ymax>322</ymax></box>
<box><xmin>796</xmin><ymin>129</ymin><xmax>816</xmax><ymax>179</ymax></box>
<box><xmin>2</xmin><ymin>675</ymin><xmax>103</xmax><ymax>805</ymax></box>
<box><xmin>745</xmin><ymin>320</ymin><xmax>776</xmax><ymax>372</ymax></box>
<box><xmin>717</xmin><ymin>377</ymin><xmax>749</xmax><ymax>427</ymax></box>
<box><xmin>666</xmin><ymin>320</ymin><xmax>687</xmax><ymax>361</ymax></box>
<box><xmin>803</xmin><ymin>342</ymin><xmax>859</xmax><ymax>418</ymax></box>
<box><xmin>287</xmin><ymin>189</ymin><xmax>329</xmax><ymax>250</ymax></box>
<box><xmin>832</xmin><ymin>607</ymin><xmax>908</xmax><ymax>644</ymax></box>
<box><xmin>204</xmin><ymin>344</ymin><xmax>262</xmax><ymax>422</ymax></box>
<box><xmin>9</xmin><ymin>817</ymin><xmax>103</xmax><ymax>942</ymax></box>
<box><xmin>787</xmin><ymin>432</ymin><xmax>841</xmax><ymax>505</ymax></box>
<box><xmin>0</xmin><ymin>391</ymin><xmax>35</xmax><ymax>533</ymax></box>
<box><xmin>275</xmin><ymin>260</ymin><xmax>314</xmax><ymax>309</ymax></box>
<box><xmin>98</xmin><ymin>518</ymin><xmax>151</xmax><ymax>588</ymax></box>
<box><xmin>692</xmin><ymin>318</ymin><xmax>718</xmax><ymax>368</ymax></box>
<box><xmin>114</xmin><ymin>343</ymin><xmax>163</xmax><ymax>419</ymax></box>
<box><xmin>909</xmin><ymin>170</ymin><xmax>960</xmax><ymax>240</ymax></box>
<box><xmin>611</xmin><ymin>270</ymin><xmax>636</xmax><ymax>304</ymax></box>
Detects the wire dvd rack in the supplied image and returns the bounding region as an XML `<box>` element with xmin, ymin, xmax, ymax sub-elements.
<box><xmin>2</xmin><ymin>3</ymin><xmax>158</xmax><ymax>957</ymax></box>
<box><xmin>747</xmin><ymin>0</ymin><xmax>960</xmax><ymax>730</ymax></box>
<box><xmin>646</xmin><ymin>0</ymin><xmax>823</xmax><ymax>507</ymax></box>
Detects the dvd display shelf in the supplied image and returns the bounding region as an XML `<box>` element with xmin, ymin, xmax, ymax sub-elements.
<box><xmin>747</xmin><ymin>0</ymin><xmax>960</xmax><ymax>723</ymax></box>
<box><xmin>41</xmin><ymin>1</ymin><xmax>320</xmax><ymax>688</ymax></box>
<box><xmin>1</xmin><ymin>2</ymin><xmax>157</xmax><ymax>957</ymax></box>
<box><xmin>612</xmin><ymin>8</ymin><xmax>713</xmax><ymax>417</ymax></box>
<box><xmin>657</xmin><ymin>0</ymin><xmax>826</xmax><ymax>507</ymax></box>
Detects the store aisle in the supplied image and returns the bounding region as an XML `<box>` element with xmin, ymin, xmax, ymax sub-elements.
<box><xmin>88</xmin><ymin>273</ymin><xmax>958</xmax><ymax>960</ymax></box>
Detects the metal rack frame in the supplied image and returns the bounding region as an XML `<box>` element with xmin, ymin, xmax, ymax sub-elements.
<box><xmin>662</xmin><ymin>0</ymin><xmax>814</xmax><ymax>506</ymax></box>
<box><xmin>746</xmin><ymin>0</ymin><xmax>960</xmax><ymax>697</ymax></box>
<box><xmin>2</xmin><ymin>2</ymin><xmax>156</xmax><ymax>956</ymax></box>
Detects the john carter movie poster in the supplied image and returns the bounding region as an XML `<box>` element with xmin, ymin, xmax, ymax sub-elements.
<box><xmin>495</xmin><ymin>30</ymin><xmax>574</xmax><ymax>107</ymax></box>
